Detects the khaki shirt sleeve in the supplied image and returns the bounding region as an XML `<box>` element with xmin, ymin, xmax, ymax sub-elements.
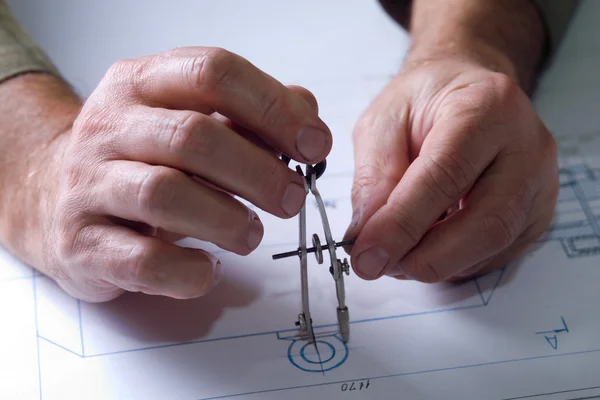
<box><xmin>0</xmin><ymin>1</ymin><xmax>58</xmax><ymax>84</ymax></box>
<box><xmin>532</xmin><ymin>0</ymin><xmax>579</xmax><ymax>60</ymax></box>
<box><xmin>377</xmin><ymin>0</ymin><xmax>579</xmax><ymax>62</ymax></box>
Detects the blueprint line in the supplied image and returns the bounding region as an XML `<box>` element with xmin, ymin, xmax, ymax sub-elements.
<box><xmin>547</xmin><ymin>220</ymin><xmax>588</xmax><ymax>231</ymax></box>
<box><xmin>484</xmin><ymin>269</ymin><xmax>505</xmax><ymax>306</ymax></box>
<box><xmin>77</xmin><ymin>300</ymin><xmax>85</xmax><ymax>356</ymax></box>
<box><xmin>279</xmin><ymin>304</ymin><xmax>487</xmax><ymax>334</ymax></box>
<box><xmin>32</xmin><ymin>274</ymin><xmax>42</xmax><ymax>400</ymax></box>
<box><xmin>536</xmin><ymin>316</ymin><xmax>569</xmax><ymax>335</ymax></box>
<box><xmin>38</xmin><ymin>336</ymin><xmax>84</xmax><ymax>358</ymax></box>
<box><xmin>197</xmin><ymin>348</ymin><xmax>600</xmax><ymax>400</ymax></box>
<box><xmin>571</xmin><ymin>174</ymin><xmax>600</xmax><ymax>236</ymax></box>
<box><xmin>278</xmin><ymin>304</ymin><xmax>486</xmax><ymax>334</ymax></box>
<box><xmin>340</xmin><ymin>304</ymin><xmax>485</xmax><ymax>326</ymax></box>
<box><xmin>314</xmin><ymin>340</ymin><xmax>325</xmax><ymax>376</ymax></box>
<box><xmin>43</xmin><ymin>303</ymin><xmax>484</xmax><ymax>359</ymax></box>
<box><xmin>474</xmin><ymin>279</ymin><xmax>485</xmax><ymax>305</ymax></box>
<box><xmin>501</xmin><ymin>385</ymin><xmax>600</xmax><ymax>400</ymax></box>
<box><xmin>79</xmin><ymin>330</ymin><xmax>282</xmax><ymax>358</ymax></box>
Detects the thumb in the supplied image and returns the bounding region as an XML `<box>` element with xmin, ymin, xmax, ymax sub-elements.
<box><xmin>286</xmin><ymin>85</ymin><xmax>319</xmax><ymax>113</ymax></box>
<box><xmin>343</xmin><ymin>104</ymin><xmax>410</xmax><ymax>248</ymax></box>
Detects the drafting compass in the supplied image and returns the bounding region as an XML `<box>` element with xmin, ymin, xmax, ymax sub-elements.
<box><xmin>272</xmin><ymin>156</ymin><xmax>353</xmax><ymax>344</ymax></box>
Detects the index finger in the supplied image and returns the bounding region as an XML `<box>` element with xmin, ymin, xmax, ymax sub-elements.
<box><xmin>107</xmin><ymin>47</ymin><xmax>332</xmax><ymax>164</ymax></box>
<box><xmin>350</xmin><ymin>115</ymin><xmax>502</xmax><ymax>280</ymax></box>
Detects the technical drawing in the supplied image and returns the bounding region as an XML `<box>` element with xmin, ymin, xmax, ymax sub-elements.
<box><xmin>542</xmin><ymin>164</ymin><xmax>600</xmax><ymax>258</ymax></box>
<box><xmin>535</xmin><ymin>316</ymin><xmax>569</xmax><ymax>350</ymax></box>
<box><xmin>3</xmin><ymin>163</ymin><xmax>600</xmax><ymax>400</ymax></box>
<box><xmin>30</xmin><ymin>263</ymin><xmax>506</xmax><ymax>376</ymax></box>
<box><xmin>277</xmin><ymin>268</ymin><xmax>505</xmax><ymax>373</ymax></box>
<box><xmin>278</xmin><ymin>329</ymin><xmax>349</xmax><ymax>373</ymax></box>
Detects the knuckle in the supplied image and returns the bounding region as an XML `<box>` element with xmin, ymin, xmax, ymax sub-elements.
<box><xmin>421</xmin><ymin>151</ymin><xmax>473</xmax><ymax>201</ymax></box>
<box><xmin>62</xmin><ymin>155</ymin><xmax>104</xmax><ymax>195</ymax></box>
<box><xmin>103</xmin><ymin>58</ymin><xmax>143</xmax><ymax>93</ymax></box>
<box><xmin>45</xmin><ymin>264</ymin><xmax>72</xmax><ymax>283</ymax></box>
<box><xmin>388</xmin><ymin>207</ymin><xmax>424</xmax><ymax>246</ymax></box>
<box><xmin>485</xmin><ymin>72</ymin><xmax>524</xmax><ymax>109</ymax></box>
<box><xmin>105</xmin><ymin>59</ymin><xmax>133</xmax><ymax>82</ymax></box>
<box><xmin>190</xmin><ymin>117</ymin><xmax>220</xmax><ymax>158</ymax></box>
<box><xmin>73</xmin><ymin>109</ymin><xmax>111</xmax><ymax>139</ymax></box>
<box><xmin>135</xmin><ymin>166</ymin><xmax>181</xmax><ymax>214</ymax></box>
<box><xmin>258</xmin><ymin>92</ymin><xmax>285</xmax><ymax>126</ymax></box>
<box><xmin>352</xmin><ymin>173</ymin><xmax>376</xmax><ymax>202</ymax></box>
<box><xmin>72</xmin><ymin>104</ymin><xmax>124</xmax><ymax>146</ymax></box>
<box><xmin>54</xmin><ymin>221</ymin><xmax>92</xmax><ymax>270</ymax></box>
<box><xmin>404</xmin><ymin>255</ymin><xmax>442</xmax><ymax>284</ymax></box>
<box><xmin>165</xmin><ymin>112</ymin><xmax>214</xmax><ymax>155</ymax></box>
<box><xmin>116</xmin><ymin>243</ymin><xmax>155</xmax><ymax>284</ymax></box>
<box><xmin>116</xmin><ymin>243</ymin><xmax>173</xmax><ymax>289</ymax></box>
<box><xmin>62</xmin><ymin>157</ymin><xmax>86</xmax><ymax>191</ymax></box>
<box><xmin>54</xmin><ymin>226</ymin><xmax>76</xmax><ymax>263</ymax></box>
<box><xmin>351</xmin><ymin>163</ymin><xmax>388</xmax><ymax>205</ymax></box>
<box><xmin>254</xmin><ymin>158</ymin><xmax>287</xmax><ymax>206</ymax></box>
<box><xmin>160</xmin><ymin>47</ymin><xmax>183</xmax><ymax>60</ymax></box>
<box><xmin>186</xmin><ymin>47</ymin><xmax>236</xmax><ymax>91</ymax></box>
<box><xmin>507</xmin><ymin>186</ymin><xmax>534</xmax><ymax>218</ymax></box>
<box><xmin>480</xmin><ymin>211</ymin><xmax>518</xmax><ymax>252</ymax></box>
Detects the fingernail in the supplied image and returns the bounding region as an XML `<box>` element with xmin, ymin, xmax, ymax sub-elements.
<box><xmin>355</xmin><ymin>247</ymin><xmax>389</xmax><ymax>279</ymax></box>
<box><xmin>281</xmin><ymin>182</ymin><xmax>306</xmax><ymax>216</ymax></box>
<box><xmin>387</xmin><ymin>261</ymin><xmax>406</xmax><ymax>277</ymax></box>
<box><xmin>296</xmin><ymin>127</ymin><xmax>328</xmax><ymax>162</ymax></box>
<box><xmin>212</xmin><ymin>261</ymin><xmax>223</xmax><ymax>287</ymax></box>
<box><xmin>348</xmin><ymin>210</ymin><xmax>361</xmax><ymax>230</ymax></box>
<box><xmin>247</xmin><ymin>212</ymin><xmax>263</xmax><ymax>250</ymax></box>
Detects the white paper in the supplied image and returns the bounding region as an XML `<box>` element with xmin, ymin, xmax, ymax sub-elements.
<box><xmin>2</xmin><ymin>0</ymin><xmax>600</xmax><ymax>399</ymax></box>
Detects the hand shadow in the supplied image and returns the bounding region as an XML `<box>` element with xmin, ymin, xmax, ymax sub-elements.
<box><xmin>85</xmin><ymin>269</ymin><xmax>261</xmax><ymax>344</ymax></box>
<box><xmin>379</xmin><ymin>260</ymin><xmax>521</xmax><ymax>308</ymax></box>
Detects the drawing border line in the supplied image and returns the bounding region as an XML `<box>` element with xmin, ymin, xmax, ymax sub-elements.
<box><xmin>196</xmin><ymin>347</ymin><xmax>600</xmax><ymax>400</ymax></box>
<box><xmin>35</xmin><ymin>267</ymin><xmax>504</xmax><ymax>359</ymax></box>
<box><xmin>501</xmin><ymin>384</ymin><xmax>600</xmax><ymax>400</ymax></box>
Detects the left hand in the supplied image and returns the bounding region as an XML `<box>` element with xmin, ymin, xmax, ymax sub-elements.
<box><xmin>344</xmin><ymin>58</ymin><xmax>559</xmax><ymax>283</ymax></box>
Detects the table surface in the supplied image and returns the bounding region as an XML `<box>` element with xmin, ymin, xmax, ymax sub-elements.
<box><xmin>5</xmin><ymin>0</ymin><xmax>600</xmax><ymax>155</ymax></box>
<box><xmin>2</xmin><ymin>1</ymin><xmax>600</xmax><ymax>400</ymax></box>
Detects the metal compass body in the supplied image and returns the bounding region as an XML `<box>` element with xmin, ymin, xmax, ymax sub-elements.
<box><xmin>272</xmin><ymin>157</ymin><xmax>352</xmax><ymax>344</ymax></box>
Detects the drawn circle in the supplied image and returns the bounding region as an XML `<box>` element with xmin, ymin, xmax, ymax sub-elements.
<box><xmin>300</xmin><ymin>341</ymin><xmax>335</xmax><ymax>364</ymax></box>
<box><xmin>287</xmin><ymin>335</ymin><xmax>348</xmax><ymax>373</ymax></box>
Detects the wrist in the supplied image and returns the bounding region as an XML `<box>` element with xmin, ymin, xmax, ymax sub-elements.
<box><xmin>401</xmin><ymin>0</ymin><xmax>546</xmax><ymax>93</ymax></box>
<box><xmin>0</xmin><ymin>74</ymin><xmax>80</xmax><ymax>269</ymax></box>
<box><xmin>1</xmin><ymin>133</ymin><xmax>69</xmax><ymax>266</ymax></box>
<box><xmin>404</xmin><ymin>37</ymin><xmax>519</xmax><ymax>82</ymax></box>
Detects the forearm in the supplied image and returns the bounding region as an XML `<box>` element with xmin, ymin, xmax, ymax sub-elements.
<box><xmin>0</xmin><ymin>73</ymin><xmax>80</xmax><ymax>266</ymax></box>
<box><xmin>384</xmin><ymin>0</ymin><xmax>546</xmax><ymax>93</ymax></box>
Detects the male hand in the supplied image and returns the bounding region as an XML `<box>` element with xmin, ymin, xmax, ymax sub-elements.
<box><xmin>345</xmin><ymin>58</ymin><xmax>559</xmax><ymax>282</ymax></box>
<box><xmin>35</xmin><ymin>47</ymin><xmax>331</xmax><ymax>301</ymax></box>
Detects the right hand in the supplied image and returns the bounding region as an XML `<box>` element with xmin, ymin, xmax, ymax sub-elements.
<box><xmin>44</xmin><ymin>47</ymin><xmax>332</xmax><ymax>302</ymax></box>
